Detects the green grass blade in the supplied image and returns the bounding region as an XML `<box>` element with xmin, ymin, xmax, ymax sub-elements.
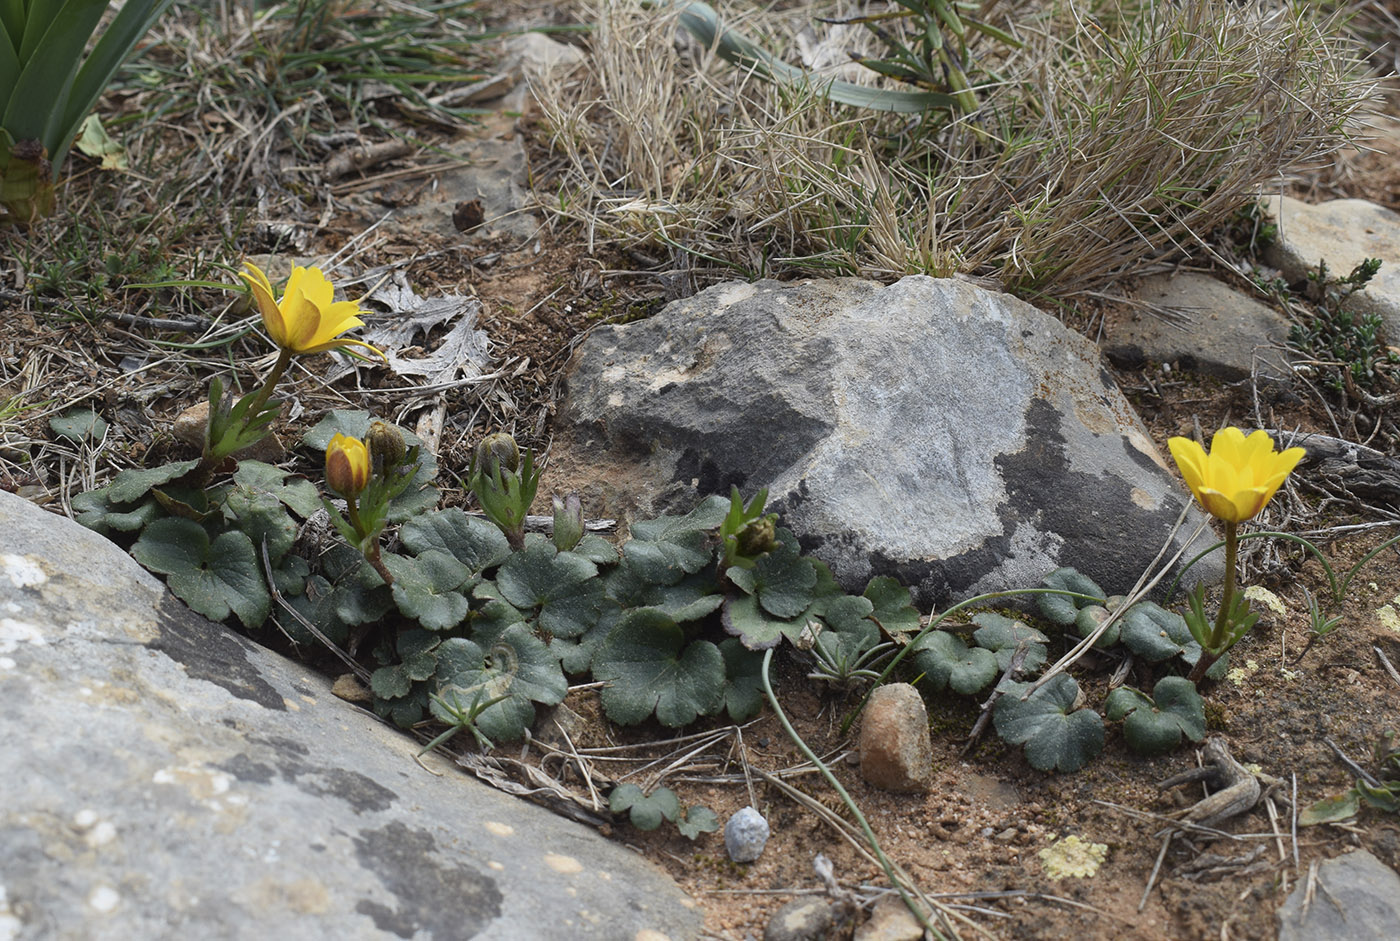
<box><xmin>54</xmin><ymin>0</ymin><xmax>175</xmax><ymax>168</ymax></box>
<box><xmin>676</xmin><ymin>0</ymin><xmax>957</xmax><ymax>114</ymax></box>
<box><xmin>0</xmin><ymin>16</ymin><xmax>19</xmax><ymax>101</ymax></box>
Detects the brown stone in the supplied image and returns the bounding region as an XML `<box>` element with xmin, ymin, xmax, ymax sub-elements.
<box><xmin>854</xmin><ymin>895</ymin><xmax>924</xmax><ymax>941</ymax></box>
<box><xmin>857</xmin><ymin>683</ymin><xmax>932</xmax><ymax>793</ymax></box>
<box><xmin>172</xmin><ymin>400</ymin><xmax>284</xmax><ymax>463</ymax></box>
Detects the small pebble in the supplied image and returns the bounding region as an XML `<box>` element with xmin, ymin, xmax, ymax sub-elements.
<box><xmin>724</xmin><ymin>806</ymin><xmax>770</xmax><ymax>863</ymax></box>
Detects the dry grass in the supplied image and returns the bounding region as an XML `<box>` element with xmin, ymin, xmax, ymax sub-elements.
<box><xmin>536</xmin><ymin>0</ymin><xmax>1375</xmax><ymax>297</ymax></box>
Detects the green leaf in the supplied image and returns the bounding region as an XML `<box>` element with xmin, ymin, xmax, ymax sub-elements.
<box><xmin>607</xmin><ymin>566</ymin><xmax>723</xmax><ymax>623</ymax></box>
<box><xmin>555</xmin><ymin>601</ymin><xmax>621</xmax><ymax>676</ymax></box>
<box><xmin>1357</xmin><ymin>780</ymin><xmax>1400</xmax><ymax>814</ymax></box>
<box><xmin>49</xmin><ymin>407</ymin><xmax>106</xmax><ymax>443</ymax></box>
<box><xmin>994</xmin><ymin>676</ymin><xmax>1104</xmax><ymax>773</ymax></box>
<box><xmin>106</xmin><ymin>459</ymin><xmax>200</xmax><ymax>504</ymax></box>
<box><xmin>676</xmin><ymin>804</ymin><xmax>720</xmax><ymax>840</ymax></box>
<box><xmin>1104</xmin><ymin>677</ymin><xmax>1205</xmax><ymax>756</ymax></box>
<box><xmin>434</xmin><ymin>625</ymin><xmax>568</xmax><ymax>742</ymax></box>
<box><xmin>627</xmin><ymin>495</ymin><xmax>729</xmax><ymax>575</ymax></box>
<box><xmin>400</xmin><ymin>506</ymin><xmax>512</xmax><ymax>573</ymax></box>
<box><xmin>371</xmin><ymin>663</ymin><xmax>412</xmax><ymax>700</ymax></box>
<box><xmin>595</xmin><ymin>608</ymin><xmax>725</xmax><ymax>727</ymax></box>
<box><xmin>231</xmin><ymin>461</ymin><xmax>323</xmax><ymax>518</ymax></box>
<box><xmin>609</xmin><ymin>783</ymin><xmax>681</xmax><ymax>831</ymax></box>
<box><xmin>719</xmin><ymin>638</ymin><xmax>765</xmax><ymax>722</ymax></box>
<box><xmin>1119</xmin><ymin>601</ymin><xmax>1192</xmax><ymax>662</ymax></box>
<box><xmin>275</xmin><ymin>574</ymin><xmax>349</xmax><ymax>647</ymax></box>
<box><xmin>864</xmin><ymin>576</ymin><xmax>921</xmax><ymax>637</ymax></box>
<box><xmin>910</xmin><ymin>631</ymin><xmax>998</xmax><ymax>695</ymax></box>
<box><xmin>1038</xmin><ymin>567</ymin><xmax>1104</xmax><ymax>625</ymax></box>
<box><xmin>131</xmin><ymin>518</ymin><xmax>269</xmax><ymax>628</ymax></box>
<box><xmin>572</xmin><ymin>533</ymin><xmax>618</xmax><ymax>565</ymax></box>
<box><xmin>383</xmin><ymin>550</ymin><xmax>471</xmax><ymax>631</ymax></box>
<box><xmin>728</xmin><ymin>538</ymin><xmax>816</xmax><ymax>618</ymax></box>
<box><xmin>72</xmin><ymin>488</ymin><xmax>160</xmax><ymax>534</ymax></box>
<box><xmin>972</xmin><ymin>612</ymin><xmax>1049</xmax><ymax>675</ymax></box>
<box><xmin>222</xmin><ymin>484</ymin><xmax>297</xmax><ymax>563</ymax></box>
<box><xmin>721</xmin><ymin>591</ymin><xmax>805</xmax><ymax>651</ymax></box>
<box><xmin>495</xmin><ymin>540</ymin><xmax>603</xmax><ymax>638</ymax></box>
<box><xmin>1300</xmin><ymin>790</ymin><xmax>1360</xmax><ymax>826</ymax></box>
<box><xmin>1074</xmin><ymin>605</ymin><xmax>1121</xmax><ymax>648</ymax></box>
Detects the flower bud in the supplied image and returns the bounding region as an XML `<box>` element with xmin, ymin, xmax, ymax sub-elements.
<box><xmin>367</xmin><ymin>420</ymin><xmax>407</xmax><ymax>471</ymax></box>
<box><xmin>474</xmin><ymin>432</ymin><xmax>520</xmax><ymax>477</ymax></box>
<box><xmin>326</xmin><ymin>433</ymin><xmax>371</xmax><ymax>498</ymax></box>
<box><xmin>735</xmin><ymin>516</ymin><xmax>776</xmax><ymax>557</ymax></box>
<box><xmin>552</xmin><ymin>493</ymin><xmax>584</xmax><ymax>552</ymax></box>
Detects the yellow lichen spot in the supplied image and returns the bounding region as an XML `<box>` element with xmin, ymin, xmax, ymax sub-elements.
<box><xmin>544</xmin><ymin>852</ymin><xmax>583</xmax><ymax>874</ymax></box>
<box><xmin>1378</xmin><ymin>603</ymin><xmax>1400</xmax><ymax>635</ymax></box>
<box><xmin>1243</xmin><ymin>762</ymin><xmax>1263</xmax><ymax>775</ymax></box>
<box><xmin>1228</xmin><ymin>659</ymin><xmax>1260</xmax><ymax>688</ymax></box>
<box><xmin>1038</xmin><ymin>835</ymin><xmax>1108</xmax><ymax>880</ymax></box>
<box><xmin>1243</xmin><ymin>586</ymin><xmax>1286</xmax><ymax>616</ymax></box>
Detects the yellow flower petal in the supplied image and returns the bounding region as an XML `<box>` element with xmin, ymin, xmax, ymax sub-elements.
<box><xmin>240</xmin><ymin>259</ymin><xmax>378</xmax><ymax>358</ymax></box>
<box><xmin>1168</xmin><ymin>428</ymin><xmax>1304</xmax><ymax>523</ymax></box>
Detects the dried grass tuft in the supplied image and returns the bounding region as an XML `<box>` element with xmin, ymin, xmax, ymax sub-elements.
<box><xmin>536</xmin><ymin>0</ymin><xmax>1375</xmax><ymax>296</ymax></box>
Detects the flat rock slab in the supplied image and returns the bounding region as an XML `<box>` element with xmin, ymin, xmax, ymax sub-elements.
<box><xmin>0</xmin><ymin>490</ymin><xmax>701</xmax><ymax>941</ymax></box>
<box><xmin>1103</xmin><ymin>272</ymin><xmax>1291</xmax><ymax>380</ymax></box>
<box><xmin>1277</xmin><ymin>849</ymin><xmax>1400</xmax><ymax>941</ymax></box>
<box><xmin>1266</xmin><ymin>194</ymin><xmax>1400</xmax><ymax>340</ymax></box>
<box><xmin>558</xmin><ymin>276</ymin><xmax>1219</xmax><ymax>608</ymax></box>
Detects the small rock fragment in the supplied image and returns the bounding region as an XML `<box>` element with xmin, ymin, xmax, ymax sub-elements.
<box><xmin>724</xmin><ymin>806</ymin><xmax>770</xmax><ymax>863</ymax></box>
<box><xmin>172</xmin><ymin>400</ymin><xmax>283</xmax><ymax>462</ymax></box>
<box><xmin>330</xmin><ymin>674</ymin><xmax>373</xmax><ymax>704</ymax></box>
<box><xmin>764</xmin><ymin>897</ymin><xmax>836</xmax><ymax>941</ymax></box>
<box><xmin>1277</xmin><ymin>849</ymin><xmax>1400</xmax><ymax>941</ymax></box>
<box><xmin>854</xmin><ymin>895</ymin><xmax>923</xmax><ymax>941</ymax></box>
<box><xmin>858</xmin><ymin>683</ymin><xmax>932</xmax><ymax>792</ymax></box>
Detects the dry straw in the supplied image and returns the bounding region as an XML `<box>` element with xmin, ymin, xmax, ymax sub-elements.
<box><xmin>536</xmin><ymin>0</ymin><xmax>1373</xmax><ymax>297</ymax></box>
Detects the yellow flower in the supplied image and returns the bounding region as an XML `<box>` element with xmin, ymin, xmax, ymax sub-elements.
<box><xmin>240</xmin><ymin>262</ymin><xmax>383</xmax><ymax>357</ymax></box>
<box><xmin>1167</xmin><ymin>428</ymin><xmax>1305</xmax><ymax>523</ymax></box>
<box><xmin>325</xmin><ymin>433</ymin><xmax>371</xmax><ymax>498</ymax></box>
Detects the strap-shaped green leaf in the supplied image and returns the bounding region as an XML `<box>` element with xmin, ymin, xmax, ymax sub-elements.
<box><xmin>674</xmin><ymin>0</ymin><xmax>958</xmax><ymax>114</ymax></box>
<box><xmin>55</xmin><ymin>0</ymin><xmax>176</xmax><ymax>168</ymax></box>
<box><xmin>3</xmin><ymin>0</ymin><xmax>108</xmax><ymax>146</ymax></box>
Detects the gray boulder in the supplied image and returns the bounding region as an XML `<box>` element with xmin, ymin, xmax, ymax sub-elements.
<box><xmin>0</xmin><ymin>490</ymin><xmax>701</xmax><ymax>941</ymax></box>
<box><xmin>557</xmin><ymin>276</ymin><xmax>1219</xmax><ymax>608</ymax></box>
<box><xmin>1277</xmin><ymin>849</ymin><xmax>1400</xmax><ymax>941</ymax></box>
<box><xmin>1266</xmin><ymin>194</ymin><xmax>1400</xmax><ymax>340</ymax></box>
<box><xmin>1103</xmin><ymin>271</ymin><xmax>1291</xmax><ymax>380</ymax></box>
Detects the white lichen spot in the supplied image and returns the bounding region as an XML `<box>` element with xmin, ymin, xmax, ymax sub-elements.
<box><xmin>1243</xmin><ymin>586</ymin><xmax>1286</xmax><ymax>616</ymax></box>
<box><xmin>487</xmin><ymin>861</ymin><xmax>505</xmax><ymax>872</ymax></box>
<box><xmin>1038</xmin><ymin>835</ymin><xmax>1108</xmax><ymax>880</ymax></box>
<box><xmin>543</xmin><ymin>852</ymin><xmax>583</xmax><ymax>874</ymax></box>
<box><xmin>483</xmin><ymin>821</ymin><xmax>514</xmax><ymax>838</ymax></box>
<box><xmin>0</xmin><ymin>618</ymin><xmax>45</xmax><ymax>654</ymax></box>
<box><xmin>635</xmin><ymin>930</ymin><xmax>675</xmax><ymax>941</ymax></box>
<box><xmin>0</xmin><ymin>658</ymin><xmax>14</xmax><ymax>671</ymax></box>
<box><xmin>73</xmin><ymin>809</ymin><xmax>99</xmax><ymax>829</ymax></box>
<box><xmin>86</xmin><ymin>822</ymin><xmax>117</xmax><ymax>848</ymax></box>
<box><xmin>0</xmin><ymin>885</ymin><xmax>21</xmax><ymax>941</ymax></box>
<box><xmin>1279</xmin><ymin>667</ymin><xmax>1299</xmax><ymax>682</ymax></box>
<box><xmin>1</xmin><ymin>554</ymin><xmax>46</xmax><ymax>589</ymax></box>
<box><xmin>152</xmin><ymin>764</ymin><xmax>234</xmax><ymax>807</ymax></box>
<box><xmin>87</xmin><ymin>885</ymin><xmax>120</xmax><ymax>914</ymax></box>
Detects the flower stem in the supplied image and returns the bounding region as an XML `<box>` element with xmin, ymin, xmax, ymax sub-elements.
<box><xmin>1189</xmin><ymin>520</ymin><xmax>1237</xmax><ymax>682</ymax></box>
<box><xmin>348</xmin><ymin>497</ymin><xmax>394</xmax><ymax>586</ymax></box>
<box><xmin>242</xmin><ymin>347</ymin><xmax>293</xmax><ymax>420</ymax></box>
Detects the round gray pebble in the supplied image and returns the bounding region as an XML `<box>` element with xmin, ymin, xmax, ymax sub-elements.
<box><xmin>724</xmin><ymin>806</ymin><xmax>770</xmax><ymax>862</ymax></box>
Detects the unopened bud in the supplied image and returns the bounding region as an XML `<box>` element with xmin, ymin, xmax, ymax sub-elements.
<box><xmin>475</xmin><ymin>432</ymin><xmax>520</xmax><ymax>477</ymax></box>
<box><xmin>735</xmin><ymin>516</ymin><xmax>776</xmax><ymax>557</ymax></box>
<box><xmin>326</xmin><ymin>433</ymin><xmax>371</xmax><ymax>499</ymax></box>
<box><xmin>367</xmin><ymin>420</ymin><xmax>406</xmax><ymax>471</ymax></box>
<box><xmin>552</xmin><ymin>493</ymin><xmax>584</xmax><ymax>552</ymax></box>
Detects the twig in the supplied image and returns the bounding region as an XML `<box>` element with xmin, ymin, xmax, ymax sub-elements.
<box><xmin>1374</xmin><ymin>646</ymin><xmax>1400</xmax><ymax>689</ymax></box>
<box><xmin>259</xmin><ymin>541</ymin><xmax>371</xmax><ymax>682</ymax></box>
<box><xmin>1324</xmin><ymin>737</ymin><xmax>1382</xmax><ymax>788</ymax></box>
